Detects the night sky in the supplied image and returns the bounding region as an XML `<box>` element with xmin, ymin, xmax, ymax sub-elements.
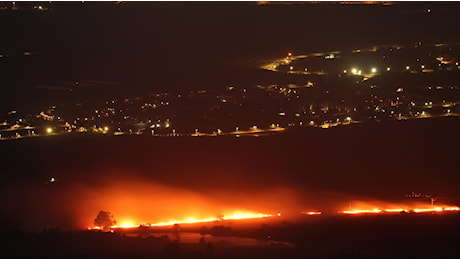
<box><xmin>2</xmin><ymin>1</ymin><xmax>460</xmax><ymax>109</ymax></box>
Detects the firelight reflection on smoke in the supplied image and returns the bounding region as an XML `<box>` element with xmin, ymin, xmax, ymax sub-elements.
<box><xmin>71</xmin><ymin>171</ymin><xmax>303</xmax><ymax>231</ymax></box>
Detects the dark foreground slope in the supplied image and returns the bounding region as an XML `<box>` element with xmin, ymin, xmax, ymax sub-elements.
<box><xmin>1</xmin><ymin>213</ymin><xmax>460</xmax><ymax>258</ymax></box>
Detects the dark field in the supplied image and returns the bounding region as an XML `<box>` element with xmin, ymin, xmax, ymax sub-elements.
<box><xmin>2</xmin><ymin>212</ymin><xmax>460</xmax><ymax>258</ymax></box>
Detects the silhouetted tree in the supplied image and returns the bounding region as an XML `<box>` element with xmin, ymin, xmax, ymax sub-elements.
<box><xmin>94</xmin><ymin>211</ymin><xmax>116</xmax><ymax>231</ymax></box>
<box><xmin>172</xmin><ymin>223</ymin><xmax>181</xmax><ymax>241</ymax></box>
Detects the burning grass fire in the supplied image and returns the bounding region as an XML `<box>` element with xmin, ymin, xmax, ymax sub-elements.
<box><xmin>88</xmin><ymin>204</ymin><xmax>460</xmax><ymax>231</ymax></box>
<box><xmin>338</xmin><ymin>204</ymin><xmax>460</xmax><ymax>215</ymax></box>
<box><xmin>88</xmin><ymin>210</ymin><xmax>276</xmax><ymax>230</ymax></box>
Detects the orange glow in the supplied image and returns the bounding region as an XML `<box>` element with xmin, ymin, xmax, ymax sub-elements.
<box><xmin>72</xmin><ymin>172</ymin><xmax>303</xmax><ymax>232</ymax></box>
<box><xmin>223</xmin><ymin>211</ymin><xmax>272</xmax><ymax>220</ymax></box>
<box><xmin>383</xmin><ymin>208</ymin><xmax>407</xmax><ymax>213</ymax></box>
<box><xmin>115</xmin><ymin>222</ymin><xmax>137</xmax><ymax>228</ymax></box>
<box><xmin>339</xmin><ymin>203</ymin><xmax>460</xmax><ymax>215</ymax></box>
<box><xmin>302</xmin><ymin>211</ymin><xmax>322</xmax><ymax>215</ymax></box>
<box><xmin>88</xmin><ymin>210</ymin><xmax>274</xmax><ymax>230</ymax></box>
<box><xmin>88</xmin><ymin>226</ymin><xmax>101</xmax><ymax>230</ymax></box>
<box><xmin>413</xmin><ymin>207</ymin><xmax>443</xmax><ymax>213</ymax></box>
<box><xmin>340</xmin><ymin>209</ymin><xmax>381</xmax><ymax>214</ymax></box>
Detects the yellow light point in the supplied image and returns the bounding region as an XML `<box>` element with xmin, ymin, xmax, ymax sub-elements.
<box><xmin>303</xmin><ymin>211</ymin><xmax>322</xmax><ymax>215</ymax></box>
<box><xmin>371</xmin><ymin>67</ymin><xmax>377</xmax><ymax>73</ymax></box>
<box><xmin>406</xmin><ymin>66</ymin><xmax>410</xmax><ymax>70</ymax></box>
<box><xmin>351</xmin><ymin>68</ymin><xmax>357</xmax><ymax>74</ymax></box>
<box><xmin>386</xmin><ymin>67</ymin><xmax>391</xmax><ymax>71</ymax></box>
<box><xmin>46</xmin><ymin>127</ymin><xmax>53</xmax><ymax>134</ymax></box>
<box><xmin>103</xmin><ymin>126</ymin><xmax>109</xmax><ymax>131</ymax></box>
<box><xmin>288</xmin><ymin>52</ymin><xmax>292</xmax><ymax>56</ymax></box>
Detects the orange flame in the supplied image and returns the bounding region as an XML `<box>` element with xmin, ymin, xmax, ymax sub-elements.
<box><xmin>301</xmin><ymin>211</ymin><xmax>322</xmax><ymax>215</ymax></box>
<box><xmin>339</xmin><ymin>205</ymin><xmax>459</xmax><ymax>215</ymax></box>
<box><xmin>88</xmin><ymin>210</ymin><xmax>275</xmax><ymax>230</ymax></box>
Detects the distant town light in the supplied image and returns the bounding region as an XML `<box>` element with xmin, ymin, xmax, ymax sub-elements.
<box><xmin>371</xmin><ymin>67</ymin><xmax>377</xmax><ymax>73</ymax></box>
<box><xmin>406</xmin><ymin>66</ymin><xmax>410</xmax><ymax>70</ymax></box>
<box><xmin>46</xmin><ymin>127</ymin><xmax>53</xmax><ymax>134</ymax></box>
<box><xmin>386</xmin><ymin>67</ymin><xmax>391</xmax><ymax>71</ymax></box>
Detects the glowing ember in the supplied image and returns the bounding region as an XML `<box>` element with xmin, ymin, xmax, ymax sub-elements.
<box><xmin>301</xmin><ymin>211</ymin><xmax>322</xmax><ymax>215</ymax></box>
